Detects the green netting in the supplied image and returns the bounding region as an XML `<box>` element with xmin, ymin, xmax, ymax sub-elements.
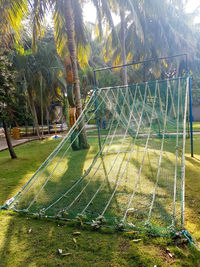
<box><xmin>1</xmin><ymin>77</ymin><xmax>189</xmax><ymax>236</ymax></box>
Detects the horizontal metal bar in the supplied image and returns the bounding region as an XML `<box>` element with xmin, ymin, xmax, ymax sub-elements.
<box><xmin>94</xmin><ymin>54</ymin><xmax>187</xmax><ymax>73</ymax></box>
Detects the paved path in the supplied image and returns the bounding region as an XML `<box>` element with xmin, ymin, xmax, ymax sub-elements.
<box><xmin>0</xmin><ymin>125</ymin><xmax>97</xmax><ymax>152</ymax></box>
<box><xmin>0</xmin><ymin>136</ymin><xmax>41</xmax><ymax>152</ymax></box>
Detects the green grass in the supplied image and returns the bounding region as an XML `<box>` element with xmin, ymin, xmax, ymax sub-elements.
<box><xmin>191</xmin><ymin>122</ymin><xmax>200</xmax><ymax>132</ymax></box>
<box><xmin>87</xmin><ymin>121</ymin><xmax>200</xmax><ymax>136</ymax></box>
<box><xmin>0</xmin><ymin>136</ymin><xmax>200</xmax><ymax>266</ymax></box>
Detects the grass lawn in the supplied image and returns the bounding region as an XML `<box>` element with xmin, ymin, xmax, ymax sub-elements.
<box><xmin>0</xmin><ymin>136</ymin><xmax>200</xmax><ymax>266</ymax></box>
<box><xmin>189</xmin><ymin>122</ymin><xmax>200</xmax><ymax>132</ymax></box>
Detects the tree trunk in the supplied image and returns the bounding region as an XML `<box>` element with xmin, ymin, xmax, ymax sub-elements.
<box><xmin>3</xmin><ymin>119</ymin><xmax>17</xmax><ymax>159</ymax></box>
<box><xmin>120</xmin><ymin>8</ymin><xmax>128</xmax><ymax>85</ymax></box>
<box><xmin>27</xmin><ymin>88</ymin><xmax>41</xmax><ymax>139</ymax></box>
<box><xmin>65</xmin><ymin>0</ymin><xmax>89</xmax><ymax>149</ymax></box>
<box><xmin>62</xmin><ymin>88</ymin><xmax>69</xmax><ymax>127</ymax></box>
<box><xmin>46</xmin><ymin>106</ymin><xmax>50</xmax><ymax>134</ymax></box>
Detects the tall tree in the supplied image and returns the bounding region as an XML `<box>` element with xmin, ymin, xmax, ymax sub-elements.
<box><xmin>0</xmin><ymin>53</ymin><xmax>17</xmax><ymax>159</ymax></box>
<box><xmin>12</xmin><ymin>34</ymin><xmax>66</xmax><ymax>138</ymax></box>
<box><xmin>1</xmin><ymin>0</ymin><xmax>119</xmax><ymax>149</ymax></box>
<box><xmin>103</xmin><ymin>0</ymin><xmax>198</xmax><ymax>84</ymax></box>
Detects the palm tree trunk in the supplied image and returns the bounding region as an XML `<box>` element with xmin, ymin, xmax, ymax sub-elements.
<box><xmin>3</xmin><ymin>119</ymin><xmax>17</xmax><ymax>159</ymax></box>
<box><xmin>120</xmin><ymin>8</ymin><xmax>128</xmax><ymax>85</ymax></box>
<box><xmin>27</xmin><ymin>88</ymin><xmax>41</xmax><ymax>139</ymax></box>
<box><xmin>65</xmin><ymin>0</ymin><xmax>89</xmax><ymax>149</ymax></box>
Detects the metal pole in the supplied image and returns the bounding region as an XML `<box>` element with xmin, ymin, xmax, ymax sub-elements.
<box><xmin>189</xmin><ymin>76</ymin><xmax>194</xmax><ymax>157</ymax></box>
<box><xmin>94</xmin><ymin>70</ymin><xmax>102</xmax><ymax>151</ymax></box>
<box><xmin>185</xmin><ymin>54</ymin><xmax>188</xmax><ymax>73</ymax></box>
<box><xmin>94</xmin><ymin>54</ymin><xmax>188</xmax><ymax>73</ymax></box>
<box><xmin>143</xmin><ymin>63</ymin><xmax>146</xmax><ymax>83</ymax></box>
<box><xmin>40</xmin><ymin>75</ymin><xmax>44</xmax><ymax>137</ymax></box>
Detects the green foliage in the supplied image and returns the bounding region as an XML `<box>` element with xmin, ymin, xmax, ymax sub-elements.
<box><xmin>12</xmin><ymin>31</ymin><xmax>66</xmax><ymax>125</ymax></box>
<box><xmin>102</xmin><ymin>0</ymin><xmax>199</xmax><ymax>84</ymax></box>
<box><xmin>0</xmin><ymin>52</ymin><xmax>17</xmax><ymax>123</ymax></box>
<box><xmin>97</xmin><ymin>69</ymin><xmax>121</xmax><ymax>88</ymax></box>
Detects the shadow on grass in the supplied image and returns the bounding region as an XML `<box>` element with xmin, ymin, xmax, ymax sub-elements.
<box><xmin>0</xmin><ymin>139</ymin><xmax>62</xmax><ymax>205</ymax></box>
<box><xmin>24</xmin><ymin>147</ymin><xmax>127</xmax><ymax>219</ymax></box>
<box><xmin>1</xmin><ymin>137</ymin><xmax>200</xmax><ymax>266</ymax></box>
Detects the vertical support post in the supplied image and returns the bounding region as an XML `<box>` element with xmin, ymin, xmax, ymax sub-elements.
<box><xmin>185</xmin><ymin>54</ymin><xmax>188</xmax><ymax>74</ymax></box>
<box><xmin>189</xmin><ymin>76</ymin><xmax>193</xmax><ymax>157</ymax></box>
<box><xmin>54</xmin><ymin>123</ymin><xmax>57</xmax><ymax>137</ymax></box>
<box><xmin>185</xmin><ymin>55</ymin><xmax>190</xmax><ymax>136</ymax></box>
<box><xmin>40</xmin><ymin>75</ymin><xmax>44</xmax><ymax>137</ymax></box>
<box><xmin>143</xmin><ymin>63</ymin><xmax>146</xmax><ymax>83</ymax></box>
<box><xmin>94</xmin><ymin>71</ymin><xmax>102</xmax><ymax>151</ymax></box>
<box><xmin>181</xmin><ymin>77</ymin><xmax>189</xmax><ymax>227</ymax></box>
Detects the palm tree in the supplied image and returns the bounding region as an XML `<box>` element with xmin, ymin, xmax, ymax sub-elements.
<box><xmin>12</xmin><ymin>32</ymin><xmax>66</xmax><ymax>138</ymax></box>
<box><xmin>12</xmin><ymin>45</ymin><xmax>42</xmax><ymax>138</ymax></box>
<box><xmin>96</xmin><ymin>0</ymin><xmax>143</xmax><ymax>85</ymax></box>
<box><xmin>52</xmin><ymin>0</ymin><xmax>117</xmax><ymax>148</ymax></box>
<box><xmin>103</xmin><ymin>0</ymin><xmax>197</xmax><ymax>84</ymax></box>
<box><xmin>1</xmin><ymin>0</ymin><xmax>120</xmax><ymax>149</ymax></box>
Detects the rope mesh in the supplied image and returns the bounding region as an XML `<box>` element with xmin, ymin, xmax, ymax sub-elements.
<box><xmin>2</xmin><ymin>77</ymin><xmax>189</xmax><ymax>235</ymax></box>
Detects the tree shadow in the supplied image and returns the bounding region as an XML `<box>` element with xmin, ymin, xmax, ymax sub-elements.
<box><xmin>0</xmin><ymin>139</ymin><xmax>62</xmax><ymax>205</ymax></box>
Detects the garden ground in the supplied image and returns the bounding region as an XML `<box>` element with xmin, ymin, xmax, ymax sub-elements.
<box><xmin>0</xmin><ymin>135</ymin><xmax>200</xmax><ymax>266</ymax></box>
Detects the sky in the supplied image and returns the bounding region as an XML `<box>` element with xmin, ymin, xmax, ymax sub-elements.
<box><xmin>185</xmin><ymin>0</ymin><xmax>199</xmax><ymax>13</ymax></box>
<box><xmin>46</xmin><ymin>1</ymin><xmax>200</xmax><ymax>26</ymax></box>
<box><xmin>83</xmin><ymin>1</ymin><xmax>200</xmax><ymax>24</ymax></box>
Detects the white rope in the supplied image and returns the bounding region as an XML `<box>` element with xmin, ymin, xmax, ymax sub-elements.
<box><xmin>138</xmin><ymin>85</ymin><xmax>151</xmax><ymax>125</ymax></box>
<box><xmin>128</xmin><ymin>84</ymin><xmax>146</xmax><ymax>128</ymax></box>
<box><xmin>147</xmin><ymin>79</ymin><xmax>169</xmax><ymax>222</ymax></box>
<box><xmin>169</xmin><ymin>80</ymin><xmax>177</xmax><ymax>118</ymax></box>
<box><xmin>26</xmin><ymin>90</ymin><xmax>110</xmax><ymax>211</ymax></box>
<box><xmin>110</xmin><ymin>87</ymin><xmax>139</xmax><ymax>129</ymax></box>
<box><xmin>57</xmin><ymin>90</ymin><xmax>130</xmax><ymax>212</ymax></box>
<box><xmin>147</xmin><ymin>83</ymin><xmax>161</xmax><ymax>132</ymax></box>
<box><xmin>181</xmin><ymin>77</ymin><xmax>189</xmax><ymax>226</ymax></box>
<box><xmin>44</xmin><ymin>87</ymin><xmax>134</xmax><ymax>213</ymax></box>
<box><xmin>80</xmin><ymin>113</ymin><xmax>137</xmax><ymax>214</ymax></box>
<box><xmin>172</xmin><ymin>78</ymin><xmax>180</xmax><ymax>225</ymax></box>
<box><xmin>80</xmin><ymin>85</ymin><xmax>144</xmax><ymax>215</ymax></box>
<box><xmin>100</xmin><ymin>83</ymin><xmax>149</xmax><ymax>217</ymax></box>
<box><xmin>122</xmin><ymin>81</ymin><xmax>158</xmax><ymax>222</ymax></box>
<box><xmin>12</xmin><ymin>77</ymin><xmax>188</xmax><ymax>230</ymax></box>
<box><xmin>15</xmin><ymin>93</ymin><xmax>96</xmax><ymax>202</ymax></box>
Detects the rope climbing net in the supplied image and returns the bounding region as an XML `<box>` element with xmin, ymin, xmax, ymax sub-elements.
<box><xmin>2</xmin><ymin>77</ymin><xmax>189</xmax><ymax>236</ymax></box>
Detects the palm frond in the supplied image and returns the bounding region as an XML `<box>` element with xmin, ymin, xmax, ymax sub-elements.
<box><xmin>92</xmin><ymin>0</ymin><xmax>103</xmax><ymax>39</ymax></box>
<box><xmin>100</xmin><ymin>0</ymin><xmax>118</xmax><ymax>46</ymax></box>
<box><xmin>31</xmin><ymin>0</ymin><xmax>48</xmax><ymax>52</ymax></box>
<box><xmin>126</xmin><ymin>0</ymin><xmax>144</xmax><ymax>42</ymax></box>
<box><xmin>72</xmin><ymin>0</ymin><xmax>86</xmax><ymax>46</ymax></box>
<box><xmin>0</xmin><ymin>0</ymin><xmax>28</xmax><ymax>46</ymax></box>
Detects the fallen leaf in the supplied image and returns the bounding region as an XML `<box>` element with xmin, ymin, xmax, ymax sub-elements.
<box><xmin>58</xmin><ymin>249</ymin><xmax>63</xmax><ymax>255</ymax></box>
<box><xmin>126</xmin><ymin>231</ymin><xmax>136</xmax><ymax>234</ymax></box>
<box><xmin>73</xmin><ymin>232</ymin><xmax>81</xmax><ymax>236</ymax></box>
<box><xmin>131</xmin><ymin>239</ymin><xmax>141</xmax><ymax>242</ymax></box>
<box><xmin>73</xmin><ymin>238</ymin><xmax>77</xmax><ymax>243</ymax></box>
<box><xmin>62</xmin><ymin>253</ymin><xmax>72</xmax><ymax>256</ymax></box>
